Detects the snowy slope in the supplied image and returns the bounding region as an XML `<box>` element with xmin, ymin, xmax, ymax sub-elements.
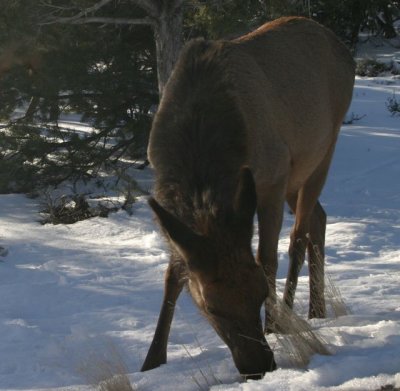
<box><xmin>0</xmin><ymin>76</ymin><xmax>400</xmax><ymax>391</ymax></box>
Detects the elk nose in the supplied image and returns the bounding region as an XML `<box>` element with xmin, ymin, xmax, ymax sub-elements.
<box><xmin>234</xmin><ymin>346</ymin><xmax>276</xmax><ymax>380</ymax></box>
<box><xmin>242</xmin><ymin>372</ymin><xmax>264</xmax><ymax>381</ymax></box>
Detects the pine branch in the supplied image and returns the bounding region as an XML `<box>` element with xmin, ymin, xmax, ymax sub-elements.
<box><xmin>41</xmin><ymin>0</ymin><xmax>156</xmax><ymax>27</ymax></box>
<box><xmin>52</xmin><ymin>16</ymin><xmax>154</xmax><ymax>26</ymax></box>
<box><xmin>130</xmin><ymin>0</ymin><xmax>158</xmax><ymax>17</ymax></box>
<box><xmin>38</xmin><ymin>0</ymin><xmax>190</xmax><ymax>30</ymax></box>
<box><xmin>42</xmin><ymin>0</ymin><xmax>113</xmax><ymax>24</ymax></box>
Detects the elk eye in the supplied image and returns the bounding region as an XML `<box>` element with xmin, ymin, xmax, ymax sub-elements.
<box><xmin>206</xmin><ymin>305</ymin><xmax>214</xmax><ymax>314</ymax></box>
<box><xmin>205</xmin><ymin>305</ymin><xmax>218</xmax><ymax>316</ymax></box>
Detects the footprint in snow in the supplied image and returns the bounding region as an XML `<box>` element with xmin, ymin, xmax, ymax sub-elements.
<box><xmin>0</xmin><ymin>246</ymin><xmax>8</xmax><ymax>257</ymax></box>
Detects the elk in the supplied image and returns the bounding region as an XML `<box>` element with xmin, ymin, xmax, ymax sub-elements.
<box><xmin>0</xmin><ymin>42</ymin><xmax>41</xmax><ymax>77</ymax></box>
<box><xmin>141</xmin><ymin>17</ymin><xmax>355</xmax><ymax>379</ymax></box>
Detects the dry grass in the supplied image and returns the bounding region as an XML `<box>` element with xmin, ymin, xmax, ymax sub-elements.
<box><xmin>267</xmin><ymin>258</ymin><xmax>349</xmax><ymax>369</ymax></box>
<box><xmin>325</xmin><ymin>271</ymin><xmax>349</xmax><ymax>318</ymax></box>
<box><xmin>77</xmin><ymin>340</ymin><xmax>136</xmax><ymax>391</ymax></box>
<box><xmin>311</xmin><ymin>237</ymin><xmax>349</xmax><ymax>318</ymax></box>
<box><xmin>96</xmin><ymin>375</ymin><xmax>134</xmax><ymax>391</ymax></box>
<box><xmin>181</xmin><ymin>335</ymin><xmax>223</xmax><ymax>391</ymax></box>
<box><xmin>268</xmin><ymin>299</ymin><xmax>330</xmax><ymax>368</ymax></box>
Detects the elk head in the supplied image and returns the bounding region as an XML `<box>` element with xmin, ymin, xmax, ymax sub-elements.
<box><xmin>149</xmin><ymin>168</ymin><xmax>276</xmax><ymax>378</ymax></box>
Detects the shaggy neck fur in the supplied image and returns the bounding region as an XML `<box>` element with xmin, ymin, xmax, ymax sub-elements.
<box><xmin>148</xmin><ymin>39</ymin><xmax>248</xmax><ymax>234</ymax></box>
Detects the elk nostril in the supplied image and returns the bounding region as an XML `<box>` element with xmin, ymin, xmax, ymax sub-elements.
<box><xmin>241</xmin><ymin>372</ymin><xmax>265</xmax><ymax>381</ymax></box>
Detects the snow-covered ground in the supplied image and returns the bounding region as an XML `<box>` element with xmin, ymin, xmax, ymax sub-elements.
<box><xmin>1</xmin><ymin>74</ymin><xmax>400</xmax><ymax>390</ymax></box>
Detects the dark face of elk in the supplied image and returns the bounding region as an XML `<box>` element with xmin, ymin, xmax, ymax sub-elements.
<box><xmin>188</xmin><ymin>252</ymin><xmax>276</xmax><ymax>379</ymax></box>
<box><xmin>149</xmin><ymin>168</ymin><xmax>277</xmax><ymax>378</ymax></box>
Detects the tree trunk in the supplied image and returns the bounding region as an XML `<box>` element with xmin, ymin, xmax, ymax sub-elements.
<box><xmin>379</xmin><ymin>2</ymin><xmax>397</xmax><ymax>39</ymax></box>
<box><xmin>152</xmin><ymin>1</ymin><xmax>184</xmax><ymax>97</ymax></box>
<box><xmin>24</xmin><ymin>96</ymin><xmax>40</xmax><ymax>121</ymax></box>
<box><xmin>43</xmin><ymin>0</ymin><xmax>185</xmax><ymax>98</ymax></box>
<box><xmin>350</xmin><ymin>0</ymin><xmax>365</xmax><ymax>48</ymax></box>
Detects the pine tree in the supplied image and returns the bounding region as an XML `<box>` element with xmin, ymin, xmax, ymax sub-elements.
<box><xmin>0</xmin><ymin>1</ymin><xmax>157</xmax><ymax>193</ymax></box>
<box><xmin>1</xmin><ymin>0</ymin><xmax>399</xmax><ymax>194</ymax></box>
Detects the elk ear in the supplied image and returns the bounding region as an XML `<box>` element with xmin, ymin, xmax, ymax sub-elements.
<box><xmin>148</xmin><ymin>197</ymin><xmax>205</xmax><ymax>268</ymax></box>
<box><xmin>233</xmin><ymin>167</ymin><xmax>257</xmax><ymax>230</ymax></box>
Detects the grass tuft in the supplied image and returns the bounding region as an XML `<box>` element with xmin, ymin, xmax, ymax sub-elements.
<box><xmin>269</xmin><ymin>299</ymin><xmax>330</xmax><ymax>368</ymax></box>
<box><xmin>77</xmin><ymin>340</ymin><xmax>136</xmax><ymax>391</ymax></box>
<box><xmin>181</xmin><ymin>339</ymin><xmax>223</xmax><ymax>390</ymax></box>
<box><xmin>325</xmin><ymin>272</ymin><xmax>349</xmax><ymax>318</ymax></box>
<box><xmin>97</xmin><ymin>374</ymin><xmax>135</xmax><ymax>391</ymax></box>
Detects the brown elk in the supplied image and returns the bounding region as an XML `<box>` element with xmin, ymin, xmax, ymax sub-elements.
<box><xmin>0</xmin><ymin>42</ymin><xmax>41</xmax><ymax>77</ymax></box>
<box><xmin>141</xmin><ymin>17</ymin><xmax>355</xmax><ymax>379</ymax></box>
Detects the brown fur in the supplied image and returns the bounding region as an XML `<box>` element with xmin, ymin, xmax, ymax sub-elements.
<box><xmin>0</xmin><ymin>42</ymin><xmax>41</xmax><ymax>77</ymax></box>
<box><xmin>142</xmin><ymin>17</ymin><xmax>355</xmax><ymax>378</ymax></box>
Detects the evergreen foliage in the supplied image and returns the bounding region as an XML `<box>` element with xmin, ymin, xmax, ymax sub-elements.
<box><xmin>262</xmin><ymin>0</ymin><xmax>399</xmax><ymax>47</ymax></box>
<box><xmin>0</xmin><ymin>1</ymin><xmax>157</xmax><ymax>193</ymax></box>
<box><xmin>184</xmin><ymin>0</ymin><xmax>266</xmax><ymax>39</ymax></box>
<box><xmin>1</xmin><ymin>0</ymin><xmax>399</xmax><ymax>196</ymax></box>
<box><xmin>311</xmin><ymin>0</ymin><xmax>399</xmax><ymax>47</ymax></box>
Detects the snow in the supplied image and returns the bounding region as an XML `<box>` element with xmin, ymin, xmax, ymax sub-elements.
<box><xmin>1</xmin><ymin>76</ymin><xmax>400</xmax><ymax>390</ymax></box>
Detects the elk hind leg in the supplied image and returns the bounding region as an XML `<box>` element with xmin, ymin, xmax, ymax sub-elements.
<box><xmin>283</xmin><ymin>192</ymin><xmax>309</xmax><ymax>311</ymax></box>
<box><xmin>284</xmin><ymin>182</ymin><xmax>325</xmax><ymax>311</ymax></box>
<box><xmin>308</xmin><ymin>201</ymin><xmax>327</xmax><ymax>318</ymax></box>
<box><xmin>284</xmin><ymin>143</ymin><xmax>334</xmax><ymax>315</ymax></box>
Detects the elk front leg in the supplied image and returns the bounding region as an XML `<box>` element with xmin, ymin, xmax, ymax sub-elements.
<box><xmin>256</xmin><ymin>183</ymin><xmax>286</xmax><ymax>334</ymax></box>
<box><xmin>141</xmin><ymin>259</ymin><xmax>186</xmax><ymax>371</ymax></box>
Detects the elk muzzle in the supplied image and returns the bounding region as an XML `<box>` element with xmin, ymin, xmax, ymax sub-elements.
<box><xmin>234</xmin><ymin>338</ymin><xmax>276</xmax><ymax>379</ymax></box>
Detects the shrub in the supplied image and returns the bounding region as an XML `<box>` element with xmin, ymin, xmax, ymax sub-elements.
<box><xmin>356</xmin><ymin>58</ymin><xmax>388</xmax><ymax>77</ymax></box>
<box><xmin>39</xmin><ymin>193</ymin><xmax>118</xmax><ymax>225</ymax></box>
<box><xmin>386</xmin><ymin>94</ymin><xmax>400</xmax><ymax>115</ymax></box>
<box><xmin>343</xmin><ymin>112</ymin><xmax>366</xmax><ymax>124</ymax></box>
